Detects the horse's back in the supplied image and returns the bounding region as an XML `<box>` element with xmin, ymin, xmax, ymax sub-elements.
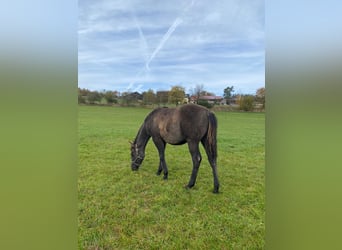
<box><xmin>178</xmin><ymin>103</ymin><xmax>209</xmax><ymax>118</ymax></box>
<box><xmin>178</xmin><ymin>104</ymin><xmax>211</xmax><ymax>140</ymax></box>
<box><xmin>146</xmin><ymin>104</ymin><xmax>212</xmax><ymax>143</ymax></box>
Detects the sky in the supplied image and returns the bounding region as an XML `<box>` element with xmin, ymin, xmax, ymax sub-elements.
<box><xmin>78</xmin><ymin>0</ymin><xmax>264</xmax><ymax>96</ymax></box>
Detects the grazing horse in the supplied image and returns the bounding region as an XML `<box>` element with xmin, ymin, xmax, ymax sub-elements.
<box><xmin>130</xmin><ymin>104</ymin><xmax>220</xmax><ymax>193</ymax></box>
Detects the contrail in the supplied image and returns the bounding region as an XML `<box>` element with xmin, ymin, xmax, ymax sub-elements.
<box><xmin>145</xmin><ymin>0</ymin><xmax>197</xmax><ymax>70</ymax></box>
<box><xmin>145</xmin><ymin>17</ymin><xmax>183</xmax><ymax>70</ymax></box>
<box><xmin>129</xmin><ymin>0</ymin><xmax>197</xmax><ymax>90</ymax></box>
<box><xmin>126</xmin><ymin>67</ymin><xmax>146</xmax><ymax>92</ymax></box>
<box><xmin>185</xmin><ymin>0</ymin><xmax>196</xmax><ymax>12</ymax></box>
<box><xmin>131</xmin><ymin>11</ymin><xmax>149</xmax><ymax>62</ymax></box>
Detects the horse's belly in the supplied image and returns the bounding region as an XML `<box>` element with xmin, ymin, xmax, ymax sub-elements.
<box><xmin>160</xmin><ymin>123</ymin><xmax>184</xmax><ymax>144</ymax></box>
<box><xmin>163</xmin><ymin>136</ymin><xmax>185</xmax><ymax>145</ymax></box>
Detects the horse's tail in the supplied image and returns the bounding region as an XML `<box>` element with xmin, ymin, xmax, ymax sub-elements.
<box><xmin>207</xmin><ymin>111</ymin><xmax>218</xmax><ymax>161</ymax></box>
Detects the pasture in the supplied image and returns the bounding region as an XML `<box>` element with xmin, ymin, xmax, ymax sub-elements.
<box><xmin>78</xmin><ymin>105</ymin><xmax>265</xmax><ymax>249</ymax></box>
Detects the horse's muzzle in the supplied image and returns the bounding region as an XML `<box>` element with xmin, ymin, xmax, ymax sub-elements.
<box><xmin>131</xmin><ymin>156</ymin><xmax>143</xmax><ymax>171</ymax></box>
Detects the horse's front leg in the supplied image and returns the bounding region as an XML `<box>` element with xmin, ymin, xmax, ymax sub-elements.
<box><xmin>186</xmin><ymin>141</ymin><xmax>202</xmax><ymax>189</ymax></box>
<box><xmin>152</xmin><ymin>137</ymin><xmax>168</xmax><ymax>180</ymax></box>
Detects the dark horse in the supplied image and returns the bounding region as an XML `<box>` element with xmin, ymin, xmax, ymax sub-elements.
<box><xmin>130</xmin><ymin>104</ymin><xmax>220</xmax><ymax>193</ymax></box>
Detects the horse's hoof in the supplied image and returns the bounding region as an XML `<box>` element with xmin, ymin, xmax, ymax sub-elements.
<box><xmin>163</xmin><ymin>175</ymin><xmax>168</xmax><ymax>180</ymax></box>
<box><xmin>213</xmin><ymin>188</ymin><xmax>219</xmax><ymax>194</ymax></box>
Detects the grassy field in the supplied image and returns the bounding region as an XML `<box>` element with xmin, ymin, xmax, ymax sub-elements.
<box><xmin>78</xmin><ymin>105</ymin><xmax>265</xmax><ymax>249</ymax></box>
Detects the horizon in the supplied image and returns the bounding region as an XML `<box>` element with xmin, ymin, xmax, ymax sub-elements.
<box><xmin>78</xmin><ymin>85</ymin><xmax>264</xmax><ymax>97</ymax></box>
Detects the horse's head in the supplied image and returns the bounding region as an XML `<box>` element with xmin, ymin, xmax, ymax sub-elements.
<box><xmin>130</xmin><ymin>141</ymin><xmax>145</xmax><ymax>171</ymax></box>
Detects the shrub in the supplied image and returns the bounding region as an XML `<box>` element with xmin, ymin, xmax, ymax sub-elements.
<box><xmin>239</xmin><ymin>95</ymin><xmax>255</xmax><ymax>111</ymax></box>
<box><xmin>197</xmin><ymin>100</ymin><xmax>214</xmax><ymax>109</ymax></box>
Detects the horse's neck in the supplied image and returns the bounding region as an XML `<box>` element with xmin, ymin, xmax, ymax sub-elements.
<box><xmin>135</xmin><ymin>124</ymin><xmax>150</xmax><ymax>150</ymax></box>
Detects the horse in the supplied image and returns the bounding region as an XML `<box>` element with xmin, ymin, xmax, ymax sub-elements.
<box><xmin>130</xmin><ymin>103</ymin><xmax>220</xmax><ymax>193</ymax></box>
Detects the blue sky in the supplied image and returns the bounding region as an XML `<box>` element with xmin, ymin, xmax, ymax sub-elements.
<box><xmin>78</xmin><ymin>0</ymin><xmax>264</xmax><ymax>96</ymax></box>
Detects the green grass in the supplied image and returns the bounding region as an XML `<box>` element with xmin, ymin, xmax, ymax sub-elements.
<box><xmin>78</xmin><ymin>105</ymin><xmax>265</xmax><ymax>249</ymax></box>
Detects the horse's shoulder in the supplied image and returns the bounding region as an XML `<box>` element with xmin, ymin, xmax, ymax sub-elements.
<box><xmin>145</xmin><ymin>107</ymin><xmax>170</xmax><ymax>122</ymax></box>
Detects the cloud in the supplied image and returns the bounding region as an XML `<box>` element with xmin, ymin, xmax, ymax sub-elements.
<box><xmin>78</xmin><ymin>0</ymin><xmax>264</xmax><ymax>95</ymax></box>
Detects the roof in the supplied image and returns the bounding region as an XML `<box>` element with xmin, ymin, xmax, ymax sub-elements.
<box><xmin>199</xmin><ymin>96</ymin><xmax>223</xmax><ymax>100</ymax></box>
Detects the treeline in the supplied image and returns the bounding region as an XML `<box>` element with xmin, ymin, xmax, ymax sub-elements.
<box><xmin>78</xmin><ymin>85</ymin><xmax>265</xmax><ymax>112</ymax></box>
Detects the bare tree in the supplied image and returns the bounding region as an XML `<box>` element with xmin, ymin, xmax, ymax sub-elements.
<box><xmin>191</xmin><ymin>84</ymin><xmax>204</xmax><ymax>103</ymax></box>
<box><xmin>256</xmin><ymin>87</ymin><xmax>265</xmax><ymax>109</ymax></box>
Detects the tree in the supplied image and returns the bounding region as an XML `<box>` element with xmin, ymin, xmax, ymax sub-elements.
<box><xmin>190</xmin><ymin>84</ymin><xmax>216</xmax><ymax>103</ymax></box>
<box><xmin>223</xmin><ymin>86</ymin><xmax>234</xmax><ymax>104</ymax></box>
<box><xmin>120</xmin><ymin>91</ymin><xmax>133</xmax><ymax>106</ymax></box>
<box><xmin>143</xmin><ymin>89</ymin><xmax>156</xmax><ymax>105</ymax></box>
<box><xmin>78</xmin><ymin>88</ymin><xmax>92</xmax><ymax>104</ymax></box>
<box><xmin>238</xmin><ymin>94</ymin><xmax>255</xmax><ymax>111</ymax></box>
<box><xmin>197</xmin><ymin>99</ymin><xmax>214</xmax><ymax>109</ymax></box>
<box><xmin>168</xmin><ymin>86</ymin><xmax>185</xmax><ymax>105</ymax></box>
<box><xmin>191</xmin><ymin>84</ymin><xmax>204</xmax><ymax>103</ymax></box>
<box><xmin>104</xmin><ymin>90</ymin><xmax>118</xmax><ymax>104</ymax></box>
<box><xmin>156</xmin><ymin>91</ymin><xmax>169</xmax><ymax>106</ymax></box>
<box><xmin>256</xmin><ymin>87</ymin><xmax>265</xmax><ymax>109</ymax></box>
<box><xmin>87</xmin><ymin>90</ymin><xmax>102</xmax><ymax>104</ymax></box>
<box><xmin>190</xmin><ymin>84</ymin><xmax>204</xmax><ymax>103</ymax></box>
<box><xmin>78</xmin><ymin>94</ymin><xmax>86</xmax><ymax>104</ymax></box>
<box><xmin>78</xmin><ymin>88</ymin><xmax>88</xmax><ymax>104</ymax></box>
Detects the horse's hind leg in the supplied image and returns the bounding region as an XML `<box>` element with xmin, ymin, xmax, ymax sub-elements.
<box><xmin>201</xmin><ymin>139</ymin><xmax>220</xmax><ymax>193</ymax></box>
<box><xmin>186</xmin><ymin>141</ymin><xmax>202</xmax><ymax>189</ymax></box>
<box><xmin>210</xmin><ymin>162</ymin><xmax>219</xmax><ymax>193</ymax></box>
<box><xmin>152</xmin><ymin>137</ymin><xmax>168</xmax><ymax>179</ymax></box>
<box><xmin>156</xmin><ymin>162</ymin><xmax>163</xmax><ymax>176</ymax></box>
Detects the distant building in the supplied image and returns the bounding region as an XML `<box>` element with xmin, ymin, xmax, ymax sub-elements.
<box><xmin>190</xmin><ymin>95</ymin><xmax>226</xmax><ymax>105</ymax></box>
